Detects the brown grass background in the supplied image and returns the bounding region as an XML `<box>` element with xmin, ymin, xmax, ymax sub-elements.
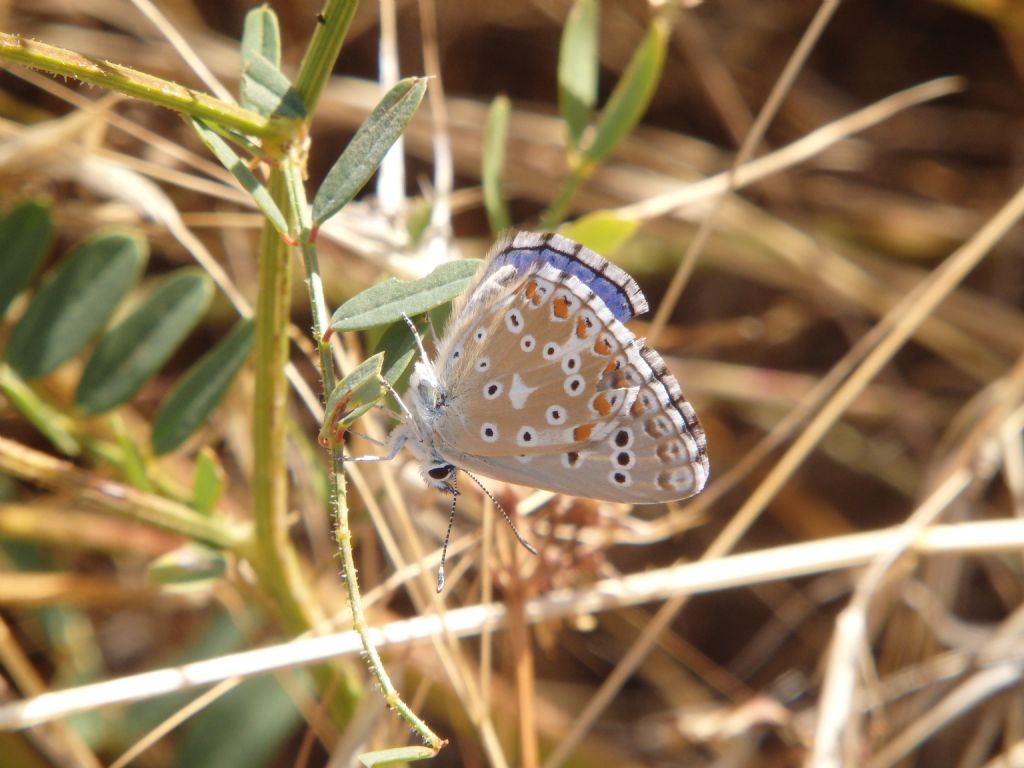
<box><xmin>1</xmin><ymin>1</ymin><xmax>1024</xmax><ymax>766</ymax></box>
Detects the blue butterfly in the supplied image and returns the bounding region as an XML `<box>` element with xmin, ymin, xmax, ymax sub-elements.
<box><xmin>372</xmin><ymin>232</ymin><xmax>708</xmax><ymax>587</ymax></box>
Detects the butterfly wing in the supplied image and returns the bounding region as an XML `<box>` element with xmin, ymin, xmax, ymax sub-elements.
<box><xmin>430</xmin><ymin>232</ymin><xmax>708</xmax><ymax>503</ymax></box>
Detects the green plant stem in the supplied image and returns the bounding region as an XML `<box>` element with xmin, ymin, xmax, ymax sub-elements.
<box><xmin>292</xmin><ymin>0</ymin><xmax>360</xmax><ymax>117</ymax></box>
<box><xmin>284</xmin><ymin>0</ymin><xmax>446</xmax><ymax>748</ymax></box>
<box><xmin>539</xmin><ymin>162</ymin><xmax>588</xmax><ymax>230</ymax></box>
<box><xmin>0</xmin><ymin>436</ymin><xmax>245</xmax><ymax>549</ymax></box>
<box><xmin>250</xmin><ymin>171</ymin><xmax>322</xmax><ymax>634</ymax></box>
<box><xmin>282</xmin><ymin>146</ymin><xmax>446</xmax><ymax>751</ymax></box>
<box><xmin>0</xmin><ymin>32</ymin><xmax>275</xmax><ymax>139</ymax></box>
<box><xmin>0</xmin><ymin>363</ymin><xmax>79</xmax><ymax>456</ymax></box>
<box><xmin>247</xmin><ymin>168</ymin><xmax>363</xmax><ymax>720</ymax></box>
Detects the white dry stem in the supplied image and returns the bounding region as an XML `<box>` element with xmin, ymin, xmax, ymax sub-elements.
<box><xmin>3</xmin><ymin>518</ymin><xmax>1024</xmax><ymax>731</ymax></box>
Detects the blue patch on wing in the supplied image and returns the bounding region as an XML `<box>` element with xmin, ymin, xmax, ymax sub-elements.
<box><xmin>496</xmin><ymin>246</ymin><xmax>637</xmax><ymax>323</ymax></box>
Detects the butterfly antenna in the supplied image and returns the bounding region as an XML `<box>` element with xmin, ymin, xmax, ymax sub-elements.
<box><xmin>462</xmin><ymin>469</ymin><xmax>538</xmax><ymax>556</ymax></box>
<box><xmin>401</xmin><ymin>312</ymin><xmax>431</xmax><ymax>367</ymax></box>
<box><xmin>437</xmin><ymin>473</ymin><xmax>459</xmax><ymax>593</ymax></box>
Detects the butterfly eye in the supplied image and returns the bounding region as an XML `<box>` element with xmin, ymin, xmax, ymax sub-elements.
<box><xmin>427</xmin><ymin>465</ymin><xmax>453</xmax><ymax>480</ymax></box>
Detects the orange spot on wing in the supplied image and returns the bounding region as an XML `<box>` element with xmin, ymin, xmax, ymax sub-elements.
<box><xmin>573</xmin><ymin>423</ymin><xmax>594</xmax><ymax>442</ymax></box>
<box><xmin>631</xmin><ymin>400</ymin><xmax>646</xmax><ymax>417</ymax></box>
<box><xmin>575</xmin><ymin>317</ymin><xmax>588</xmax><ymax>338</ymax></box>
<box><xmin>592</xmin><ymin>393</ymin><xmax>612</xmax><ymax>416</ymax></box>
<box><xmin>593</xmin><ymin>336</ymin><xmax>612</xmax><ymax>356</ymax></box>
<box><xmin>524</xmin><ymin>280</ymin><xmax>537</xmax><ymax>300</ymax></box>
<box><xmin>602</xmin><ymin>360</ymin><xmax>617</xmax><ymax>376</ymax></box>
<box><xmin>553</xmin><ymin>296</ymin><xmax>570</xmax><ymax>318</ymax></box>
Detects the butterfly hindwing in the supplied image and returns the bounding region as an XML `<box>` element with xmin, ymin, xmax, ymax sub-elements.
<box><xmin>421</xmin><ymin>234</ymin><xmax>708</xmax><ymax>502</ymax></box>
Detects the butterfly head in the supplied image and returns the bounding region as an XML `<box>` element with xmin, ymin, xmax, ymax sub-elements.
<box><xmin>401</xmin><ymin>359</ymin><xmax>459</xmax><ymax>492</ymax></box>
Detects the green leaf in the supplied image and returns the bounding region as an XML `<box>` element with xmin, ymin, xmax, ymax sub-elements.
<box><xmin>148</xmin><ymin>544</ymin><xmax>227</xmax><ymax>586</ymax></box>
<box><xmin>151</xmin><ymin>318</ymin><xmax>254</xmax><ymax>455</ymax></box>
<box><xmin>320</xmin><ymin>353</ymin><xmax>385</xmax><ymax>445</ymax></box>
<box><xmin>558</xmin><ymin>0</ymin><xmax>600</xmax><ymax>150</ymax></box>
<box><xmin>6</xmin><ymin>232</ymin><xmax>147</xmax><ymax>379</ymax></box>
<box><xmin>191</xmin><ymin>448</ymin><xmax>224</xmax><ymax>515</ymax></box>
<box><xmin>427</xmin><ymin>301</ymin><xmax>452</xmax><ymax>340</ymax></box>
<box><xmin>240</xmin><ymin>52</ymin><xmax>307</xmax><ymax>119</ymax></box>
<box><xmin>239</xmin><ymin>5</ymin><xmax>285</xmax><ymax>116</ymax></box>
<box><xmin>178</xmin><ymin>675</ymin><xmax>304</xmax><ymax>768</ymax></box>
<box><xmin>189</xmin><ymin>117</ymin><xmax>290</xmax><ymax>237</ymax></box>
<box><xmin>116</xmin><ymin>431</ymin><xmax>153</xmax><ymax>491</ymax></box>
<box><xmin>312</xmin><ymin>77</ymin><xmax>428</xmax><ymax>225</ymax></box>
<box><xmin>359</xmin><ymin>746</ymin><xmax>437</xmax><ymax>766</ymax></box>
<box><xmin>584</xmin><ymin>15</ymin><xmax>668</xmax><ymax>166</ymax></box>
<box><xmin>192</xmin><ymin>448</ymin><xmax>224</xmax><ymax>515</ymax></box>
<box><xmin>331</xmin><ymin>259</ymin><xmax>481</xmax><ymax>332</ymax></box>
<box><xmin>406</xmin><ymin>197</ymin><xmax>433</xmax><ymax>245</ymax></box>
<box><xmin>75</xmin><ymin>270</ymin><xmax>213</xmax><ymax>415</ymax></box>
<box><xmin>0</xmin><ymin>199</ymin><xmax>53</xmax><ymax>319</ymax></box>
<box><xmin>241</xmin><ymin>5</ymin><xmax>281</xmax><ymax>69</ymax></box>
<box><xmin>560</xmin><ymin>210</ymin><xmax>639</xmax><ymax>255</ymax></box>
<box><xmin>483</xmin><ymin>95</ymin><xmax>511</xmax><ymax>235</ymax></box>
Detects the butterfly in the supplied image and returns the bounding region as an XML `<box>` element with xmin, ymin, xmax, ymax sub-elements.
<box><xmin>378</xmin><ymin>232</ymin><xmax>709</xmax><ymax>587</ymax></box>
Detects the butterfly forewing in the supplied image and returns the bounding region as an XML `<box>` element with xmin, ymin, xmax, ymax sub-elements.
<box><xmin>422</xmin><ymin>232</ymin><xmax>708</xmax><ymax>503</ymax></box>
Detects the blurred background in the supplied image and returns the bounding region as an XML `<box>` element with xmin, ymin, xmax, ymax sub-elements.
<box><xmin>1</xmin><ymin>1</ymin><xmax>1023</xmax><ymax>766</ymax></box>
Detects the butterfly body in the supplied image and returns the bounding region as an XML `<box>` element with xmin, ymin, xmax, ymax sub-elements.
<box><xmin>394</xmin><ymin>232</ymin><xmax>708</xmax><ymax>504</ymax></box>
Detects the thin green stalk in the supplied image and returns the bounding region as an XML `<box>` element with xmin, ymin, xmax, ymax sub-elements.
<box><xmin>0</xmin><ymin>363</ymin><xmax>79</xmax><ymax>456</ymax></box>
<box><xmin>292</xmin><ymin>0</ymin><xmax>360</xmax><ymax>117</ymax></box>
<box><xmin>539</xmin><ymin>163</ymin><xmax>588</xmax><ymax>230</ymax></box>
<box><xmin>250</xmin><ymin>171</ymin><xmax>323</xmax><ymax>634</ymax></box>
<box><xmin>0</xmin><ymin>436</ymin><xmax>245</xmax><ymax>550</ymax></box>
<box><xmin>332</xmin><ymin>463</ymin><xmax>447</xmax><ymax>753</ymax></box>
<box><xmin>286</xmin><ymin>0</ymin><xmax>446</xmax><ymax>748</ymax></box>
<box><xmin>282</xmin><ymin>143</ymin><xmax>446</xmax><ymax>750</ymax></box>
<box><xmin>248</xmin><ymin>166</ymin><xmax>365</xmax><ymax>727</ymax></box>
<box><xmin>0</xmin><ymin>32</ymin><xmax>275</xmax><ymax>139</ymax></box>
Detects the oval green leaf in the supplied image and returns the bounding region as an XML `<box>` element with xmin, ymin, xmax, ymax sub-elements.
<box><xmin>558</xmin><ymin>0</ymin><xmax>600</xmax><ymax>150</ymax></box>
<box><xmin>320</xmin><ymin>353</ymin><xmax>385</xmax><ymax>444</ymax></box>
<box><xmin>151</xmin><ymin>318</ymin><xmax>255</xmax><ymax>455</ymax></box>
<box><xmin>0</xmin><ymin>199</ymin><xmax>53</xmax><ymax>319</ymax></box>
<box><xmin>241</xmin><ymin>5</ymin><xmax>281</xmax><ymax>70</ymax></box>
<box><xmin>240</xmin><ymin>52</ymin><xmax>307</xmax><ymax>119</ymax></box>
<box><xmin>560</xmin><ymin>210</ymin><xmax>639</xmax><ymax>255</ymax></box>
<box><xmin>483</xmin><ymin>95</ymin><xmax>511</xmax><ymax>235</ymax></box>
<box><xmin>177</xmin><ymin>676</ymin><xmax>301</xmax><ymax>768</ymax></box>
<box><xmin>191</xmin><ymin>447</ymin><xmax>225</xmax><ymax>515</ymax></box>
<box><xmin>75</xmin><ymin>269</ymin><xmax>213</xmax><ymax>415</ymax></box>
<box><xmin>331</xmin><ymin>259</ymin><xmax>481</xmax><ymax>332</ymax></box>
<box><xmin>239</xmin><ymin>5</ymin><xmax>284</xmax><ymax>116</ymax></box>
<box><xmin>584</xmin><ymin>16</ymin><xmax>668</xmax><ymax>165</ymax></box>
<box><xmin>148</xmin><ymin>544</ymin><xmax>227</xmax><ymax>586</ymax></box>
<box><xmin>312</xmin><ymin>77</ymin><xmax>428</xmax><ymax>225</ymax></box>
<box><xmin>6</xmin><ymin>231</ymin><xmax>146</xmax><ymax>379</ymax></box>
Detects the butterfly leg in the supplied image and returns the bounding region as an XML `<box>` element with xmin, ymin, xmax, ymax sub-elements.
<box><xmin>342</xmin><ymin>427</ymin><xmax>408</xmax><ymax>463</ymax></box>
<box><xmin>376</xmin><ymin>368</ymin><xmax>417</xmax><ymax>424</ymax></box>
